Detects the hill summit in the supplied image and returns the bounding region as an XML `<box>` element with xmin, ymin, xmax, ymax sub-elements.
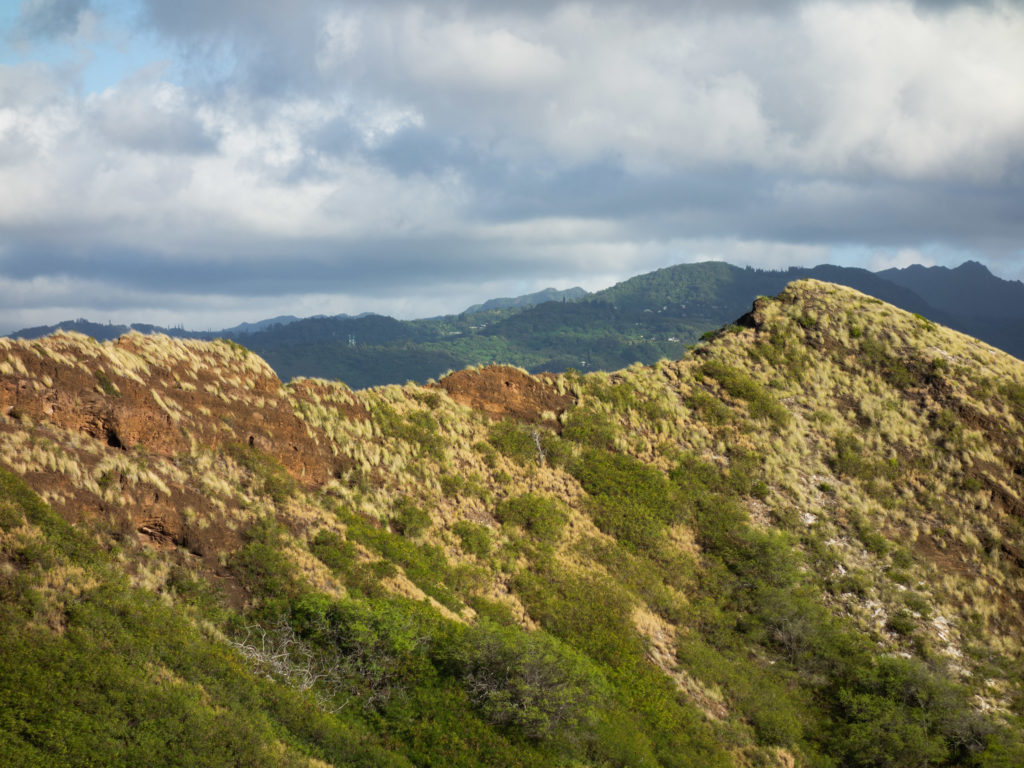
<box><xmin>1</xmin><ymin>280</ymin><xmax>1023</xmax><ymax>767</ymax></box>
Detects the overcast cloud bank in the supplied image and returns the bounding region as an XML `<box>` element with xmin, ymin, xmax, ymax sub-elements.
<box><xmin>1</xmin><ymin>0</ymin><xmax>1022</xmax><ymax>331</ymax></box>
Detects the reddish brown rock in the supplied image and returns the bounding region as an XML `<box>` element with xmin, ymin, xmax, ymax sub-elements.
<box><xmin>437</xmin><ymin>365</ymin><xmax>575</xmax><ymax>429</ymax></box>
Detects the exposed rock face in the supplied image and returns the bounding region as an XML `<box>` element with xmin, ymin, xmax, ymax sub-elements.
<box><xmin>437</xmin><ymin>365</ymin><xmax>575</xmax><ymax>429</ymax></box>
<box><xmin>0</xmin><ymin>333</ymin><xmax>576</xmax><ymax>574</ymax></box>
<box><xmin>0</xmin><ymin>333</ymin><xmax>350</xmax><ymax>572</ymax></box>
<box><xmin>0</xmin><ymin>333</ymin><xmax>333</xmax><ymax>483</ymax></box>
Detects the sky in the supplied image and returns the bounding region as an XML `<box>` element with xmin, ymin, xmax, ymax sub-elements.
<box><xmin>1</xmin><ymin>0</ymin><xmax>1023</xmax><ymax>332</ymax></box>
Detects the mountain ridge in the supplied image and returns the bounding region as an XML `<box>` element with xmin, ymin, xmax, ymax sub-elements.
<box><xmin>462</xmin><ymin>286</ymin><xmax>588</xmax><ymax>314</ymax></box>
<box><xmin>1</xmin><ymin>279</ymin><xmax>1023</xmax><ymax>765</ymax></box>
<box><xmin>6</xmin><ymin>260</ymin><xmax>1024</xmax><ymax>388</ymax></box>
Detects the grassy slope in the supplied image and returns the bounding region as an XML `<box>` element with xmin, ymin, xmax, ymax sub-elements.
<box><xmin>1</xmin><ymin>280</ymin><xmax>1023</xmax><ymax>766</ymax></box>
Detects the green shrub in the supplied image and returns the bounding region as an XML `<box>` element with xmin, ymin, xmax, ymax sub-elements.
<box><xmin>886</xmin><ymin>610</ymin><xmax>916</xmax><ymax>636</ymax></box>
<box><xmin>336</xmin><ymin>510</ymin><xmax>461</xmax><ymax>611</ymax></box>
<box><xmin>466</xmin><ymin>597</ymin><xmax>516</xmax><ymax>626</ymax></box>
<box><xmin>572</xmin><ymin>450</ymin><xmax>683</xmax><ymax>551</ymax></box>
<box><xmin>229</xmin><ymin>525</ymin><xmax>304</xmax><ymax>602</ymax></box>
<box><xmin>686</xmin><ymin>390</ymin><xmax>732</xmax><ymax>425</ymax></box>
<box><xmin>1001</xmin><ymin>381</ymin><xmax>1024</xmax><ymax>420</ymax></box>
<box><xmin>850</xmin><ymin>511</ymin><xmax>889</xmax><ymax>556</ymax></box>
<box><xmin>560</xmin><ymin>408</ymin><xmax>618</xmax><ymax>450</ymax></box>
<box><xmin>472</xmin><ymin>441</ymin><xmax>499</xmax><ymax>468</ymax></box>
<box><xmin>373</xmin><ymin>405</ymin><xmax>445</xmax><ymax>461</ymax></box>
<box><xmin>452</xmin><ymin>521</ymin><xmax>492</xmax><ymax>558</ymax></box>
<box><xmin>0</xmin><ymin>467</ymin><xmax>98</xmax><ymax>564</ymax></box>
<box><xmin>700</xmin><ymin>360</ymin><xmax>789</xmax><ymax>427</ymax></box>
<box><xmin>830</xmin><ymin>432</ymin><xmax>867</xmax><ymax>477</ymax></box>
<box><xmin>859</xmin><ymin>336</ymin><xmax>917</xmax><ymax>389</ymax></box>
<box><xmin>439</xmin><ymin>473</ymin><xmax>491</xmax><ymax>502</ymax></box>
<box><xmin>513</xmin><ymin>568</ymin><xmax>641</xmax><ymax>668</ymax></box>
<box><xmin>95</xmin><ymin>369</ymin><xmax>120</xmax><ymax>397</ymax></box>
<box><xmin>457</xmin><ymin>621</ymin><xmax>601</xmax><ymax>741</ymax></box>
<box><xmin>487</xmin><ymin>420</ymin><xmax>539</xmax><ymax>466</ymax></box>
<box><xmin>310</xmin><ymin>530</ymin><xmax>358</xmax><ymax>574</ymax></box>
<box><xmin>494</xmin><ymin>494</ymin><xmax>566</xmax><ymax>545</ymax></box>
<box><xmin>0</xmin><ymin>499</ymin><xmax>23</xmax><ymax>531</ymax></box>
<box><xmin>389</xmin><ymin>497</ymin><xmax>431</xmax><ymax>537</ymax></box>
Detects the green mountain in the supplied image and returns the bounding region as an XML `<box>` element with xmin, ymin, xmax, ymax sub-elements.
<box><xmin>7</xmin><ymin>260</ymin><xmax>1024</xmax><ymax>387</ymax></box>
<box><xmin>878</xmin><ymin>261</ymin><xmax>1024</xmax><ymax>360</ymax></box>
<box><xmin>462</xmin><ymin>286</ymin><xmax>588</xmax><ymax>314</ymax></box>
<box><xmin>1</xmin><ymin>280</ymin><xmax>1023</xmax><ymax>766</ymax></box>
<box><xmin>242</xmin><ymin>261</ymin><xmax>961</xmax><ymax>385</ymax></box>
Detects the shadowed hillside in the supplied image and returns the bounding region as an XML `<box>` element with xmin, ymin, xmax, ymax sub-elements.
<box><xmin>10</xmin><ymin>261</ymin><xmax>1024</xmax><ymax>387</ymax></box>
<box><xmin>1</xmin><ymin>280</ymin><xmax>1023</xmax><ymax>767</ymax></box>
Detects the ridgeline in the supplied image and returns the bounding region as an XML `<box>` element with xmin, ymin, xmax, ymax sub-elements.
<box><xmin>1</xmin><ymin>280</ymin><xmax>1023</xmax><ymax>766</ymax></box>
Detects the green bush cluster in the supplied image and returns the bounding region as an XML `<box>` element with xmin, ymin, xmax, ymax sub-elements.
<box><xmin>388</xmin><ymin>496</ymin><xmax>431</xmax><ymax>537</ymax></box>
<box><xmin>699</xmin><ymin>360</ymin><xmax>789</xmax><ymax>427</ymax></box>
<box><xmin>452</xmin><ymin>521</ymin><xmax>492</xmax><ymax>558</ymax></box>
<box><xmin>662</xmin><ymin>451</ymin><xmax>1021</xmax><ymax>767</ymax></box>
<box><xmin>571</xmin><ymin>449</ymin><xmax>684</xmax><ymax>551</ymax></box>
<box><xmin>486</xmin><ymin>420</ymin><xmax>538</xmax><ymax>466</ymax></box>
<box><xmin>858</xmin><ymin>335</ymin><xmax>918</xmax><ymax>390</ymax></box>
<box><xmin>229</xmin><ymin>517</ymin><xmax>305</xmax><ymax>605</ymax></box>
<box><xmin>1001</xmin><ymin>381</ymin><xmax>1024</xmax><ymax>421</ymax></box>
<box><xmin>439</xmin><ymin>473</ymin><xmax>492</xmax><ymax>502</ymax></box>
<box><xmin>560</xmin><ymin>408</ymin><xmax>618</xmax><ymax>449</ymax></box>
<box><xmin>493</xmin><ymin>494</ymin><xmax>566</xmax><ymax>545</ymax></box>
<box><xmin>686</xmin><ymin>390</ymin><xmax>732</xmax><ymax>424</ymax></box>
<box><xmin>331</xmin><ymin>506</ymin><xmax>462</xmax><ymax>611</ymax></box>
<box><xmin>309</xmin><ymin>529</ymin><xmax>395</xmax><ymax>598</ymax></box>
<box><xmin>829</xmin><ymin>433</ymin><xmax>904</xmax><ymax>507</ymax></box>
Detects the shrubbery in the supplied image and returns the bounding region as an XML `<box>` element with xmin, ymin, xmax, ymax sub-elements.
<box><xmin>699</xmin><ymin>359</ymin><xmax>789</xmax><ymax>427</ymax></box>
<box><xmin>493</xmin><ymin>494</ymin><xmax>566</xmax><ymax>545</ymax></box>
<box><xmin>224</xmin><ymin>442</ymin><xmax>296</xmax><ymax>507</ymax></box>
<box><xmin>571</xmin><ymin>449</ymin><xmax>683</xmax><ymax>551</ymax></box>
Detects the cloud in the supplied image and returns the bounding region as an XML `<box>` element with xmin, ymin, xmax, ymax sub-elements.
<box><xmin>12</xmin><ymin>0</ymin><xmax>89</xmax><ymax>40</ymax></box>
<box><xmin>0</xmin><ymin>0</ymin><xmax>1022</xmax><ymax>329</ymax></box>
<box><xmin>85</xmin><ymin>67</ymin><xmax>219</xmax><ymax>154</ymax></box>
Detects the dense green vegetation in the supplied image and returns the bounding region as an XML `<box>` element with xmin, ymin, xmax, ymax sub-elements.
<box><xmin>238</xmin><ymin>261</ymin><xmax>1022</xmax><ymax>384</ymax></box>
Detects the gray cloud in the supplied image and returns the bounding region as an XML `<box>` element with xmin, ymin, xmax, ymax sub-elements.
<box><xmin>85</xmin><ymin>69</ymin><xmax>220</xmax><ymax>154</ymax></box>
<box><xmin>12</xmin><ymin>0</ymin><xmax>89</xmax><ymax>40</ymax></box>
<box><xmin>1</xmin><ymin>0</ymin><xmax>1022</xmax><ymax>331</ymax></box>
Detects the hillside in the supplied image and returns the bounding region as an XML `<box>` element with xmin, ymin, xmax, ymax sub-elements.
<box><xmin>462</xmin><ymin>286</ymin><xmax>588</xmax><ymax>314</ymax></box>
<box><xmin>2</xmin><ymin>281</ymin><xmax>1024</xmax><ymax>766</ymax></box>
<box><xmin>9</xmin><ymin>261</ymin><xmax>1024</xmax><ymax>387</ymax></box>
<box><xmin>237</xmin><ymin>262</ymin><xmax>952</xmax><ymax>383</ymax></box>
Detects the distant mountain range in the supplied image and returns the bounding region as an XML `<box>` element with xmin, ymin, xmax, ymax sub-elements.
<box><xmin>8</xmin><ymin>260</ymin><xmax>1024</xmax><ymax>387</ymax></box>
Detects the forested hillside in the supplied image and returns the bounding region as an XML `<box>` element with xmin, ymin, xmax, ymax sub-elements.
<box><xmin>11</xmin><ymin>261</ymin><xmax>1024</xmax><ymax>388</ymax></box>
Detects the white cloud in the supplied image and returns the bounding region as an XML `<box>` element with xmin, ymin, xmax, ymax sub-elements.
<box><xmin>85</xmin><ymin>66</ymin><xmax>217</xmax><ymax>154</ymax></box>
<box><xmin>2</xmin><ymin>0</ymin><xmax>1023</xmax><ymax>326</ymax></box>
<box><xmin>796</xmin><ymin>1</ymin><xmax>1024</xmax><ymax>180</ymax></box>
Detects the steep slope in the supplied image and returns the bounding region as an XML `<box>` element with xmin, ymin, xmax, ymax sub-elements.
<box><xmin>1</xmin><ymin>281</ymin><xmax>1023</xmax><ymax>767</ymax></box>
<box><xmin>879</xmin><ymin>261</ymin><xmax>1024</xmax><ymax>359</ymax></box>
